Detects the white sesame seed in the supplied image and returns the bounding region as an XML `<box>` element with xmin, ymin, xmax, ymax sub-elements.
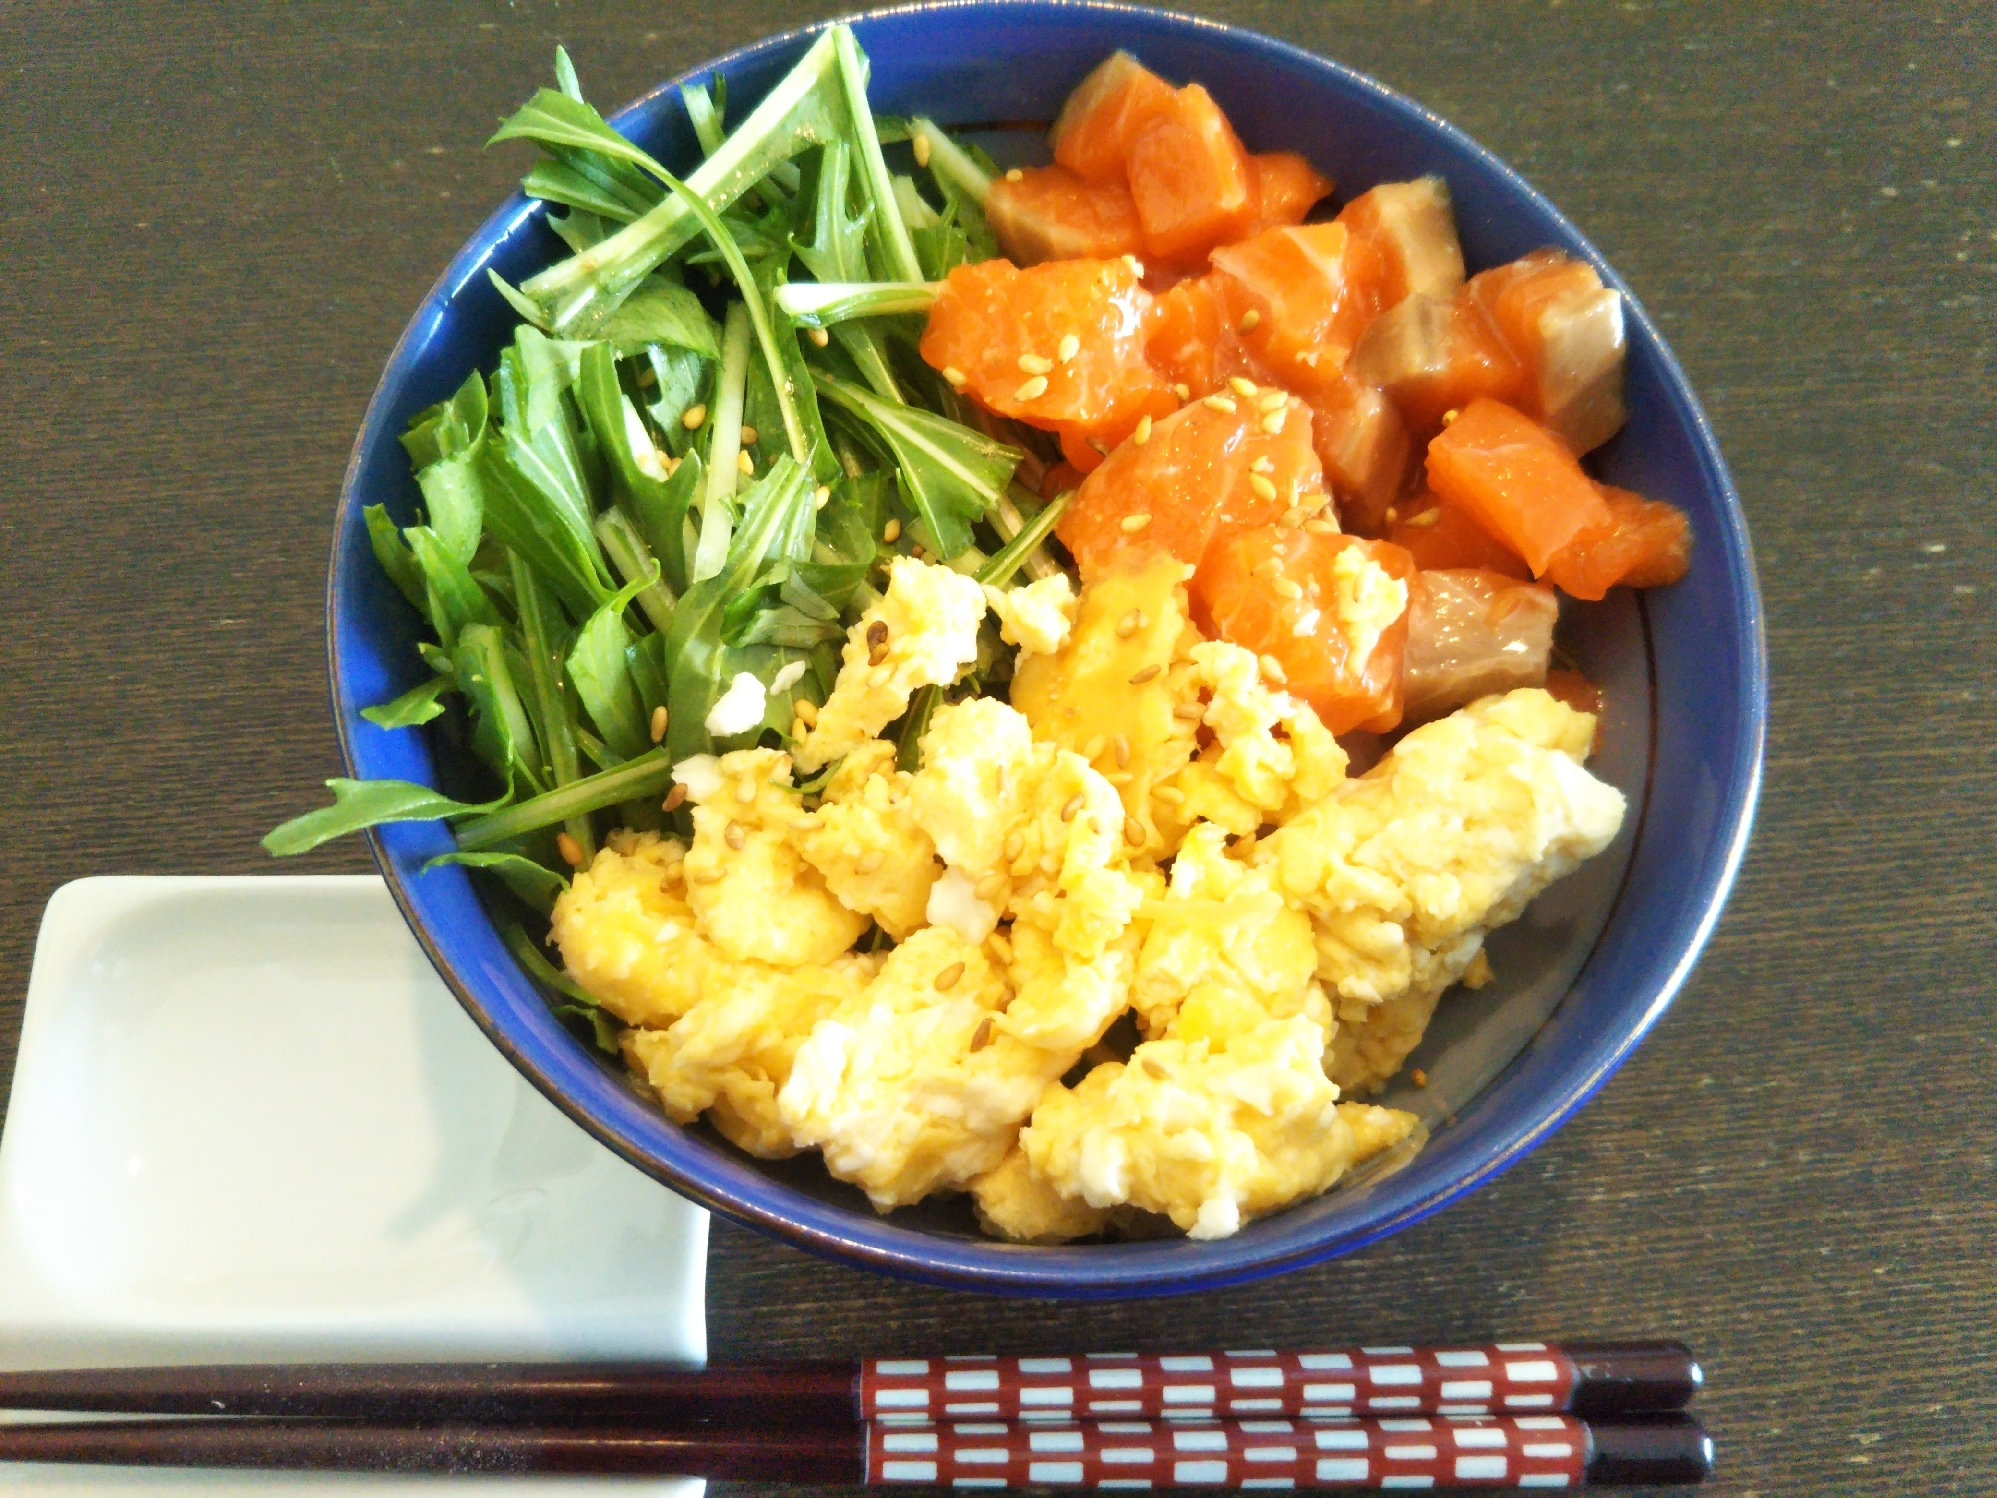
<box><xmin>681</xmin><ymin>403</ymin><xmax>707</xmax><ymax>430</ymax></box>
<box><xmin>1237</xmin><ymin>309</ymin><xmax>1261</xmax><ymax>332</ymax></box>
<box><xmin>1122</xmin><ymin>253</ymin><xmax>1145</xmax><ymax>276</ymax></box>
<box><xmin>1250</xmin><ymin>474</ymin><xmax>1279</xmax><ymax>503</ymax></box>
<box><xmin>1273</xmin><ymin>577</ymin><xmax>1304</xmax><ymax>600</ymax></box>
<box><xmin>809</xmin><ymin>326</ymin><xmax>830</xmax><ymax>347</ymax></box>
<box><xmin>1229</xmin><ymin>376</ymin><xmax>1259</xmax><ymax>397</ymax></box>
<box><xmin>1261</xmin><ymin>410</ymin><xmax>1286</xmax><ymax>435</ymax></box>
<box><xmin>941</xmin><ymin>365</ymin><xmax>967</xmax><ymax>388</ymax></box>
<box><xmin>1133</xmin><ymin>414</ymin><xmax>1152</xmax><ymax>446</ymax></box>
<box><xmin>814</xmin><ymin>485</ymin><xmax>831</xmax><ymax>510</ymax></box>
<box><xmin>1018</xmin><ymin>353</ymin><xmax>1054</xmax><ymax>375</ymax></box>
<box><xmin>1259</xmin><ymin>653</ymin><xmax>1287</xmax><ymax>683</ymax></box>
<box><xmin>1173</xmin><ymin>383</ymin><xmax>1191</xmax><ymax>400</ymax></box>
<box><xmin>1251</xmin><ymin>455</ymin><xmax>1276</xmax><ymax>474</ymax></box>
<box><xmin>1058</xmin><ymin>333</ymin><xmax>1081</xmax><ymax>363</ymax></box>
<box><xmin>1406</xmin><ymin>508</ymin><xmax>1442</xmax><ymax>528</ymax></box>
<box><xmin>1013</xmin><ymin>374</ymin><xmax>1049</xmax><ymax>402</ymax></box>
<box><xmin>1005</xmin><ymin>167</ymin><xmax>1024</xmax><ymax>182</ymax></box>
<box><xmin>1203</xmin><ymin>395</ymin><xmax>1238</xmax><ymax>415</ymax></box>
<box><xmin>1119</xmin><ymin>512</ymin><xmax>1152</xmax><ymax>534</ymax></box>
<box><xmin>737</xmin><ymin>449</ymin><xmax>754</xmax><ymax>476</ymax></box>
<box><xmin>912</xmin><ymin>132</ymin><xmax>932</xmax><ymax>168</ymax></box>
<box><xmin>650</xmin><ymin>705</ymin><xmax>669</xmax><ymax>743</ymax></box>
<box><xmin>1259</xmin><ymin>391</ymin><xmax>1287</xmax><ymax>413</ymax></box>
<box><xmin>1304</xmin><ymin>517</ymin><xmax>1340</xmax><ymax>536</ymax></box>
<box><xmin>883</xmin><ymin>518</ymin><xmax>901</xmax><ymax>543</ymax></box>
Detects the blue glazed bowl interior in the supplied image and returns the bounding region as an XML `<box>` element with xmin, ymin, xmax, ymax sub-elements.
<box><xmin>331</xmin><ymin>1</ymin><xmax>1765</xmax><ymax>1296</ymax></box>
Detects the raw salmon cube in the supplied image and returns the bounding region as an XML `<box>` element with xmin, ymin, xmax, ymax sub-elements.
<box><xmin>1385</xmin><ymin>488</ymin><xmax>1531</xmax><ymax>578</ymax></box>
<box><xmin>1240</xmin><ymin>151</ymin><xmax>1334</xmax><ymax>237</ymax></box>
<box><xmin>1337</xmin><ymin>175</ymin><xmax>1467</xmax><ymax>307</ymax></box>
<box><xmin>919</xmin><ymin>258</ymin><xmax>1175</xmax><ymax>445</ymax></box>
<box><xmin>1192</xmin><ymin>525</ymin><xmax>1417</xmax><ymax>734</ymax></box>
<box><xmin>1057</xmin><ymin>390</ymin><xmax>1324</xmax><ymax>581</ymax></box>
<box><xmin>1472</xmin><ymin>250</ymin><xmax>1626</xmax><ymax>453</ymax></box>
<box><xmin>1126</xmin><ymin>84</ymin><xmax>1257</xmax><ymax>264</ymax></box>
<box><xmin>1051</xmin><ymin>51</ymin><xmax>1177</xmax><ymax>182</ymax></box>
<box><xmin>1542</xmin><ymin>483</ymin><xmax>1692</xmax><ymax>599</ymax></box>
<box><xmin>1210</xmin><ymin>221</ymin><xmax>1387</xmax><ymax>388</ymax></box>
<box><xmin>985</xmin><ymin>164</ymin><xmax>1145</xmax><ymax>266</ymax></box>
<box><xmin>1423</xmin><ymin>398</ymin><xmax>1612</xmax><ymax>575</ymax></box>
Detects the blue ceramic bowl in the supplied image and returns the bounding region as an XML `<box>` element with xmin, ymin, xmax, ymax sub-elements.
<box><xmin>331</xmin><ymin>1</ymin><xmax>1765</xmax><ymax>1296</ymax></box>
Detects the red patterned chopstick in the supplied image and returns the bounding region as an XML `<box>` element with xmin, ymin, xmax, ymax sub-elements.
<box><xmin>859</xmin><ymin>1342</ymin><xmax>1696</xmax><ymax>1420</ymax></box>
<box><xmin>0</xmin><ymin>1342</ymin><xmax>1697</xmax><ymax>1424</ymax></box>
<box><xmin>0</xmin><ymin>1413</ymin><xmax>1714</xmax><ymax>1486</ymax></box>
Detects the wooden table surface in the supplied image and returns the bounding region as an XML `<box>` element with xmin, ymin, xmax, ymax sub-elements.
<box><xmin>5</xmin><ymin>1</ymin><xmax>1992</xmax><ymax>1492</ymax></box>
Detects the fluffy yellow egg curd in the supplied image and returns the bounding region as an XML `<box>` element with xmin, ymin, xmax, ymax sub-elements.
<box><xmin>549</xmin><ymin>557</ymin><xmax>1623</xmax><ymax>1242</ymax></box>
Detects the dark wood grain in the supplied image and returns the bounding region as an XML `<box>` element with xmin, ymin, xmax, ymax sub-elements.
<box><xmin>1</xmin><ymin>2</ymin><xmax>1990</xmax><ymax>1495</ymax></box>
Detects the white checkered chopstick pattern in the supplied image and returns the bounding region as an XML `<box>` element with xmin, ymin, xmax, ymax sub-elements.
<box><xmin>863</xmin><ymin>1414</ymin><xmax>1590</xmax><ymax>1488</ymax></box>
<box><xmin>860</xmin><ymin>1345</ymin><xmax>1578</xmax><ymax>1420</ymax></box>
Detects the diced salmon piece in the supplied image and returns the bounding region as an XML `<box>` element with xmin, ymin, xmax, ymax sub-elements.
<box><xmin>1402</xmin><ymin>569</ymin><xmax>1557</xmax><ymax>724</ymax></box>
<box><xmin>1351</xmin><ymin>290</ymin><xmax>1525</xmax><ymax>437</ymax></box>
<box><xmin>1192</xmin><ymin>526</ymin><xmax>1416</xmax><ymax>733</ymax></box>
<box><xmin>1144</xmin><ymin>273</ymin><xmax>1238</xmax><ymax>396</ymax></box>
<box><xmin>1424</xmin><ymin>399</ymin><xmax>1612</xmax><ymax>575</ymax></box>
<box><xmin>1240</xmin><ymin>152</ymin><xmax>1334</xmax><ymax>237</ymax></box>
<box><xmin>1057</xmin><ymin>391</ymin><xmax>1324</xmax><ymax>581</ymax></box>
<box><xmin>1051</xmin><ymin>51</ymin><xmax>1177</xmax><ymax>183</ymax></box>
<box><xmin>985</xmin><ymin>164</ymin><xmax>1145</xmax><ymax>265</ymax></box>
<box><xmin>1472</xmin><ymin>250</ymin><xmax>1626</xmax><ymax>453</ymax></box>
<box><xmin>1302</xmin><ymin>371</ymin><xmax>1411</xmax><ymax>536</ymax></box>
<box><xmin>1210</xmin><ymin>222</ymin><xmax>1387</xmax><ymax>389</ymax></box>
<box><xmin>1542</xmin><ymin>483</ymin><xmax>1692</xmax><ymax>599</ymax></box>
<box><xmin>1126</xmin><ymin>84</ymin><xmax>1257</xmax><ymax>265</ymax></box>
<box><xmin>1385</xmin><ymin>488</ymin><xmax>1531</xmax><ymax>578</ymax></box>
<box><xmin>1337</xmin><ymin>176</ymin><xmax>1466</xmax><ymax>307</ymax></box>
<box><xmin>919</xmin><ymin>258</ymin><xmax>1176</xmax><ymax>447</ymax></box>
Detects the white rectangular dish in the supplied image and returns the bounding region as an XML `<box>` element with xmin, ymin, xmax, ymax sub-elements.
<box><xmin>0</xmin><ymin>876</ymin><xmax>709</xmax><ymax>1495</ymax></box>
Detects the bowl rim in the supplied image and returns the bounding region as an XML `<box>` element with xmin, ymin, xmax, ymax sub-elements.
<box><xmin>329</xmin><ymin>0</ymin><xmax>1768</xmax><ymax>1297</ymax></box>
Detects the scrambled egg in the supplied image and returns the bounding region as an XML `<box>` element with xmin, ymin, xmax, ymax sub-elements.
<box><xmin>779</xmin><ymin>925</ymin><xmax>1069</xmax><ymax>1209</ymax></box>
<box><xmin>549</xmin><ymin>831</ymin><xmax>708</xmax><ymax>1029</ymax></box>
<box><xmin>679</xmin><ymin>747</ymin><xmax>869</xmax><ymax>967</ymax></box>
<box><xmin>551</xmin><ymin>546</ymin><xmax>1622</xmax><ymax>1242</ymax></box>
<box><xmin>1259</xmin><ymin>688</ymin><xmax>1625</xmax><ymax>1091</ymax></box>
<box><xmin>909</xmin><ymin>696</ymin><xmax>1144</xmax><ymax>1052</ymax></box>
<box><xmin>624</xmin><ymin>954</ymin><xmax>877</xmax><ymax>1157</ymax></box>
<box><xmin>984</xmin><ymin>573</ymin><xmax>1078</xmax><ymax>656</ymax></box>
<box><xmin>794</xmin><ymin>557</ymin><xmax>987</xmax><ymax>772</ymax></box>
<box><xmin>970</xmin><ymin>1144</ymin><xmax>1111</xmax><ymax>1245</ymax></box>
<box><xmin>1021</xmin><ymin>982</ymin><xmax>1418</xmax><ymax>1238</ymax></box>
<box><xmin>1011</xmin><ymin>554</ymin><xmax>1206</xmax><ymax>863</ymax></box>
<box><xmin>1160</xmin><ymin>642</ymin><xmax>1349</xmax><ymax>841</ymax></box>
<box><xmin>1329</xmin><ymin>545</ymin><xmax>1410</xmax><ymax>668</ymax></box>
<box><xmin>793</xmin><ymin>740</ymin><xmax>939</xmax><ymax>939</ymax></box>
<box><xmin>1131</xmin><ymin>822</ymin><xmax>1323</xmax><ymax>1039</ymax></box>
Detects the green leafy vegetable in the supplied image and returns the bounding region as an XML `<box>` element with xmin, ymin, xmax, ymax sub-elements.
<box><xmin>263</xmin><ymin>779</ymin><xmax>513</xmax><ymax>857</ymax></box>
<box><xmin>360</xmin><ymin>674</ymin><xmax>452</xmax><ymax>729</ymax></box>
<box><xmin>455</xmin><ymin>749</ymin><xmax>678</xmax><ymax>850</ymax></box>
<box><xmin>813</xmin><ymin>371</ymin><xmax>1019</xmax><ymax>559</ymax></box>
<box><xmin>426</xmin><ymin>851</ymin><xmax>570</xmax><ymax>916</ymax></box>
<box><xmin>511</xmin><ymin>30</ymin><xmax>849</xmax><ymax>334</ymax></box>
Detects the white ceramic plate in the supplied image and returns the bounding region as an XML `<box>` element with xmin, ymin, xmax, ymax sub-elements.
<box><xmin>0</xmin><ymin>876</ymin><xmax>709</xmax><ymax>1495</ymax></box>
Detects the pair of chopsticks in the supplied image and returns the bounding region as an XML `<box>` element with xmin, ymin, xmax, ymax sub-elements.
<box><xmin>0</xmin><ymin>1341</ymin><xmax>1711</xmax><ymax>1487</ymax></box>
